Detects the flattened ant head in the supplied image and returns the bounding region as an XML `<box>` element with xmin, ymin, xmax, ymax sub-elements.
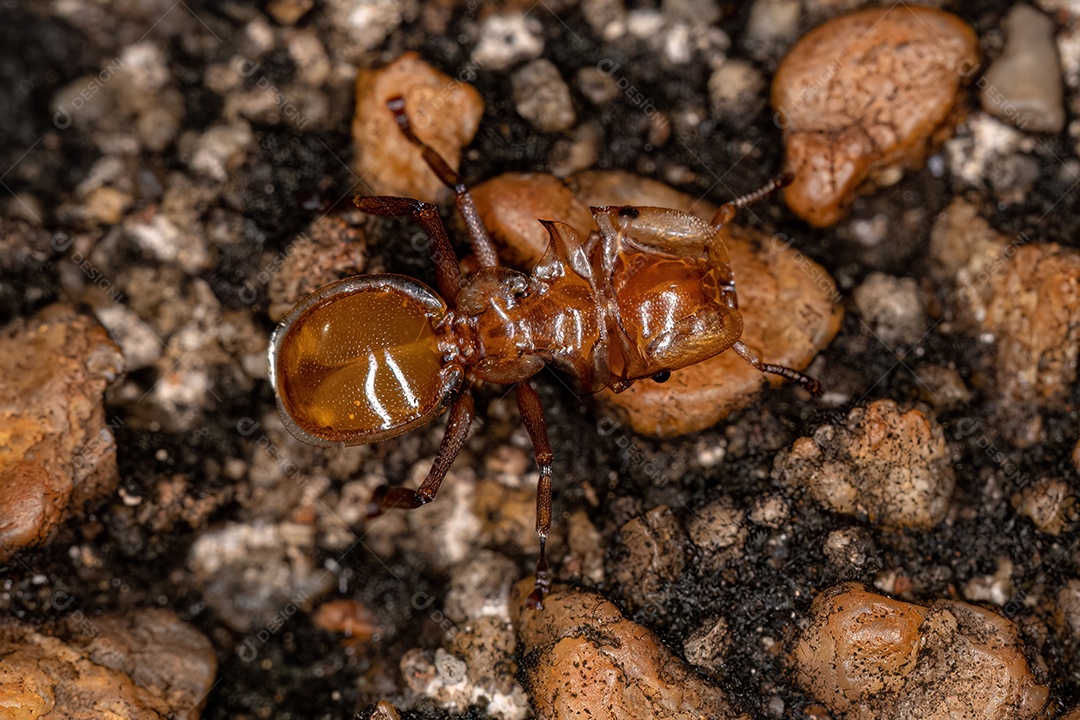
<box><xmin>269</xmin><ymin>275</ymin><xmax>462</xmax><ymax>447</ymax></box>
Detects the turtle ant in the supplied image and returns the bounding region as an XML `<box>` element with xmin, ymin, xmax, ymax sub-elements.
<box><xmin>269</xmin><ymin>96</ymin><xmax>820</xmax><ymax>608</ymax></box>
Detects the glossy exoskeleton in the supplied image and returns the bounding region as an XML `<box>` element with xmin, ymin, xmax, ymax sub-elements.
<box><xmin>269</xmin><ymin>97</ymin><xmax>821</xmax><ymax>608</ymax></box>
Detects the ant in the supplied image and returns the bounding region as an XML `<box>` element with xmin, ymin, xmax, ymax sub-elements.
<box><xmin>269</xmin><ymin>96</ymin><xmax>821</xmax><ymax>608</ymax></box>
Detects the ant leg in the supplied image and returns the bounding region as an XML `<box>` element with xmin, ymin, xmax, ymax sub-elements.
<box><xmin>516</xmin><ymin>380</ymin><xmax>553</xmax><ymax>610</ymax></box>
<box><xmin>710</xmin><ymin>173</ymin><xmax>794</xmax><ymax>228</ymax></box>
<box><xmin>354</xmin><ymin>195</ymin><xmax>462</xmax><ymax>301</ymax></box>
<box><xmin>386</xmin><ymin>96</ymin><xmax>500</xmax><ymax>269</ymax></box>
<box><xmin>367</xmin><ymin>390</ymin><xmax>475</xmax><ymax>517</ymax></box>
<box><xmin>732</xmin><ymin>341</ymin><xmax>824</xmax><ymax>397</ymax></box>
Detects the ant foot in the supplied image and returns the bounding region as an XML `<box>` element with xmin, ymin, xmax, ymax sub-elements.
<box><xmin>366</xmin><ymin>485</ymin><xmax>431</xmax><ymax>518</ymax></box>
<box><xmin>525</xmin><ymin>588</ymin><xmax>545</xmax><ymax>610</ymax></box>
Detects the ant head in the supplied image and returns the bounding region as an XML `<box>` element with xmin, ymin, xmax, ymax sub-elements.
<box><xmin>270</xmin><ymin>275</ymin><xmax>462</xmax><ymax>447</ymax></box>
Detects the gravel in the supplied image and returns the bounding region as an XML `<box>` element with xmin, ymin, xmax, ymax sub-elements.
<box><xmin>1</xmin><ymin>2</ymin><xmax>1078</xmax><ymax>719</ymax></box>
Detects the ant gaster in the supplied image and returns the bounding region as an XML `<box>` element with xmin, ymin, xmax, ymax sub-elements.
<box><xmin>269</xmin><ymin>96</ymin><xmax>822</xmax><ymax>608</ymax></box>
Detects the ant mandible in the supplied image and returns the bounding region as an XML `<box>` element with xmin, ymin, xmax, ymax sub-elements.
<box><xmin>269</xmin><ymin>96</ymin><xmax>822</xmax><ymax>608</ymax></box>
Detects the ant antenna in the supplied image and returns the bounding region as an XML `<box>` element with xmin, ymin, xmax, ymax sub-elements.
<box><xmin>732</xmin><ymin>341</ymin><xmax>823</xmax><ymax>397</ymax></box>
<box><xmin>385</xmin><ymin>96</ymin><xmax>499</xmax><ymax>268</ymax></box>
<box><xmin>710</xmin><ymin>173</ymin><xmax>793</xmax><ymax>228</ymax></box>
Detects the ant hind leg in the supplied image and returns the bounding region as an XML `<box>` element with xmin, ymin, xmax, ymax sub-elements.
<box><xmin>367</xmin><ymin>391</ymin><xmax>476</xmax><ymax>517</ymax></box>
<box><xmin>516</xmin><ymin>380</ymin><xmax>554</xmax><ymax>610</ymax></box>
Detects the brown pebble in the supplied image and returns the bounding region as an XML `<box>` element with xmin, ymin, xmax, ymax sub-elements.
<box><xmin>772</xmin><ymin>7</ymin><xmax>977</xmax><ymax>226</ymax></box>
<box><xmin>609</xmin><ymin>505</ymin><xmax>686</xmax><ymax>613</ymax></box>
<box><xmin>793</xmin><ymin>583</ymin><xmax>1049</xmax><ymax>719</ymax></box>
<box><xmin>353</xmin><ymin>52</ymin><xmax>484</xmax><ymax>204</ymax></box>
<box><xmin>1011</xmin><ymin>477</ymin><xmax>1076</xmax><ymax>536</ymax></box>
<box><xmin>311</xmin><ymin>599</ymin><xmax>378</xmax><ymax>640</ymax></box>
<box><xmin>511</xmin><ymin>581</ymin><xmax>749</xmax><ymax>720</ymax></box>
<box><xmin>371</xmin><ymin>701</ymin><xmax>403</xmax><ymax>720</ymax></box>
<box><xmin>266</xmin><ymin>0</ymin><xmax>313</xmax><ymax>25</ymax></box>
<box><xmin>0</xmin><ymin>608</ymin><xmax>216</xmax><ymax>719</ymax></box>
<box><xmin>0</xmin><ymin>305</ymin><xmax>124</xmax><ymax>561</ymax></box>
<box><xmin>930</xmin><ymin>199</ymin><xmax>1080</xmax><ymax>443</ymax></box>
<box><xmin>266</xmin><ymin>215</ymin><xmax>366</xmax><ymax>322</ymax></box>
<box><xmin>686</xmin><ymin>496</ymin><xmax>747</xmax><ymax>572</ymax></box>
<box><xmin>471</xmin><ymin>169</ymin><xmax>842</xmax><ymax>437</ymax></box>
<box><xmin>511</xmin><ymin>58</ymin><xmax>576</xmax><ymax>132</ymax></box>
<box><xmin>683</xmin><ymin>615</ymin><xmax>732</xmax><ymax>677</ymax></box>
<box><xmin>773</xmin><ymin>400</ymin><xmax>954</xmax><ymax>529</ymax></box>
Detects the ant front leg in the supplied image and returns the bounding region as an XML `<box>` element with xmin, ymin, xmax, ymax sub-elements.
<box><xmin>367</xmin><ymin>390</ymin><xmax>475</xmax><ymax>517</ymax></box>
<box><xmin>385</xmin><ymin>96</ymin><xmax>500</xmax><ymax>269</ymax></box>
<box><xmin>354</xmin><ymin>195</ymin><xmax>462</xmax><ymax>301</ymax></box>
<box><xmin>516</xmin><ymin>380</ymin><xmax>554</xmax><ymax>609</ymax></box>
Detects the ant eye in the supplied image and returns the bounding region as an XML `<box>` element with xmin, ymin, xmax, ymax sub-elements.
<box><xmin>618</xmin><ymin>207</ymin><xmax>640</xmax><ymax>219</ymax></box>
<box><xmin>652</xmin><ymin>371</ymin><xmax>671</xmax><ymax>383</ymax></box>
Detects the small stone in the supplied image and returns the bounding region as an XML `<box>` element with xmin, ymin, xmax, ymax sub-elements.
<box><xmin>511</xmin><ymin>582</ymin><xmax>747</xmax><ymax>720</ymax></box>
<box><xmin>186</xmin><ymin>521</ymin><xmax>333</xmax><ymax>633</ymax></box>
<box><xmin>683</xmin><ymin>615</ymin><xmax>731</xmax><ymax>676</ymax></box>
<box><xmin>687</xmin><ymin>496</ymin><xmax>747</xmax><ymax>570</ymax></box>
<box><xmin>94</xmin><ymin>304</ymin><xmax>163</xmax><ymax>371</ymax></box>
<box><xmin>0</xmin><ymin>305</ymin><xmax>124</xmax><ymax>561</ymax></box>
<box><xmin>793</xmin><ymin>583</ymin><xmax>1050</xmax><ymax>719</ymax></box>
<box><xmin>822</xmin><ymin>527</ymin><xmax>878</xmax><ymax>571</ymax></box>
<box><xmin>472</xmin><ymin>14</ymin><xmax>544</xmax><ymax>71</ymax></box>
<box><xmin>852</xmin><ymin>272</ymin><xmax>927</xmax><ymax>348</ymax></box>
<box><xmin>744</xmin><ymin>0</ymin><xmax>802</xmax><ymax>59</ymax></box>
<box><xmin>609</xmin><ymin>505</ymin><xmax>686</xmax><ymax>613</ymax></box>
<box><xmin>944</xmin><ymin>112</ymin><xmax>1033</xmax><ymax>197</ymax></box>
<box><xmin>1012</xmin><ymin>477</ymin><xmax>1076</xmax><ymax>536</ymax></box>
<box><xmin>371</xmin><ymin>701</ymin><xmax>403</xmax><ymax>720</ymax></box>
<box><xmin>265</xmin><ymin>215</ymin><xmax>366</xmax><ymax>321</ymax></box>
<box><xmin>582</xmin><ymin>0</ymin><xmax>626</xmax><ymax>41</ymax></box>
<box><xmin>1054</xmin><ymin>579</ymin><xmax>1080</xmax><ymax>648</ymax></box>
<box><xmin>187</xmin><ymin>121</ymin><xmax>254</xmax><ymax>183</ymax></box>
<box><xmin>963</xmin><ymin>557</ymin><xmax>1015</xmax><ymax>606</ymax></box>
<box><xmin>286</xmin><ymin>29</ymin><xmax>330</xmax><ymax>87</ymax></box>
<box><xmin>267</xmin><ymin>0</ymin><xmax>313</xmax><ymax>25</ymax></box>
<box><xmin>326</xmin><ymin>0</ymin><xmax>411</xmax><ymax>53</ymax></box>
<box><xmin>511</xmin><ymin>59</ymin><xmax>576</xmax><ymax>133</ymax></box>
<box><xmin>548</xmin><ymin>121</ymin><xmax>601</xmax><ymax>177</ymax></box>
<box><xmin>748</xmin><ymin>494</ymin><xmax>789</xmax><ymax>528</ymax></box>
<box><xmin>402</xmin><ymin>599</ymin><xmax>529</xmax><ymax>720</ymax></box>
<box><xmin>662</xmin><ymin>0</ymin><xmax>721</xmax><ymax>25</ymax></box>
<box><xmin>914</xmin><ymin>364</ymin><xmax>972</xmax><ymax>409</ymax></box>
<box><xmin>353</xmin><ymin>52</ymin><xmax>484</xmax><ymax>204</ymax></box>
<box><xmin>773</xmin><ymin>7</ymin><xmax>978</xmax><ymax>226</ymax></box>
<box><xmin>444</xmin><ymin>549</ymin><xmax>519</xmax><ymax>624</ymax></box>
<box><xmin>1073</xmin><ymin>438</ymin><xmax>1080</xmax><ymax>473</ymax></box>
<box><xmin>577</xmin><ymin>66</ymin><xmax>620</xmax><ymax>106</ymax></box>
<box><xmin>708</xmin><ymin>60</ymin><xmax>766</xmax><ymax>128</ymax></box>
<box><xmin>565</xmin><ymin>508</ymin><xmax>605</xmax><ymax>583</ymax></box>
<box><xmin>0</xmin><ymin>608</ymin><xmax>216</xmax><ymax>719</ymax></box>
<box><xmin>311</xmin><ymin>599</ymin><xmax>378</xmax><ymax>640</ymax></box>
<box><xmin>980</xmin><ymin>5</ymin><xmax>1065</xmax><ymax>133</ymax></box>
<box><xmin>81</xmin><ymin>185</ymin><xmax>132</xmax><ymax>226</ymax></box>
<box><xmin>930</xmin><ymin>199</ymin><xmax>1080</xmax><ymax>429</ymax></box>
<box><xmin>773</xmin><ymin>400</ymin><xmax>955</xmax><ymax>529</ymax></box>
<box><xmin>469</xmin><ymin>170</ymin><xmax>842</xmax><ymax>437</ymax></box>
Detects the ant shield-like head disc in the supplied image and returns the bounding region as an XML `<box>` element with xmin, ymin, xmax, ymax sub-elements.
<box><xmin>269</xmin><ymin>275</ymin><xmax>458</xmax><ymax>447</ymax></box>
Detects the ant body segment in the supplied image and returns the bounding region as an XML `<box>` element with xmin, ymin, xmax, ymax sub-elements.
<box><xmin>269</xmin><ymin>97</ymin><xmax>821</xmax><ymax>608</ymax></box>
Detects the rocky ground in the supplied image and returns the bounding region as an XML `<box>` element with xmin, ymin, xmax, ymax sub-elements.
<box><xmin>1</xmin><ymin>0</ymin><xmax>1079</xmax><ymax>719</ymax></box>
